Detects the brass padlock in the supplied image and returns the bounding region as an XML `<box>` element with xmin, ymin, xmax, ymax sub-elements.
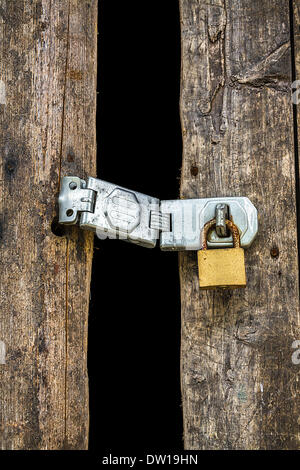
<box><xmin>198</xmin><ymin>218</ymin><xmax>246</xmax><ymax>290</ymax></box>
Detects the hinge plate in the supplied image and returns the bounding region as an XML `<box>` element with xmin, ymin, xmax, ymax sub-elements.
<box><xmin>58</xmin><ymin>176</ymin><xmax>96</xmax><ymax>225</ymax></box>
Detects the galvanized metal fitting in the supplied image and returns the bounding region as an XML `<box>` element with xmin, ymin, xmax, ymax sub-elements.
<box><xmin>58</xmin><ymin>176</ymin><xmax>258</xmax><ymax>251</ymax></box>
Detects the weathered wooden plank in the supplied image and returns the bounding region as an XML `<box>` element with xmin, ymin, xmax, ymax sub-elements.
<box><xmin>0</xmin><ymin>0</ymin><xmax>97</xmax><ymax>449</ymax></box>
<box><xmin>294</xmin><ymin>1</ymin><xmax>300</xmax><ymax>152</ymax></box>
<box><xmin>179</xmin><ymin>0</ymin><xmax>300</xmax><ymax>449</ymax></box>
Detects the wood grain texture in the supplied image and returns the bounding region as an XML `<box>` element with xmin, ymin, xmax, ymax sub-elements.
<box><xmin>179</xmin><ymin>0</ymin><xmax>300</xmax><ymax>449</ymax></box>
<box><xmin>294</xmin><ymin>1</ymin><xmax>300</xmax><ymax>154</ymax></box>
<box><xmin>0</xmin><ymin>0</ymin><xmax>97</xmax><ymax>449</ymax></box>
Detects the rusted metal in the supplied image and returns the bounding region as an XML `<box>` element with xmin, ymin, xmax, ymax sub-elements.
<box><xmin>202</xmin><ymin>218</ymin><xmax>240</xmax><ymax>250</ymax></box>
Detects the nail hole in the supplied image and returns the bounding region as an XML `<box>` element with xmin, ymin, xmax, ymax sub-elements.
<box><xmin>5</xmin><ymin>160</ymin><xmax>16</xmax><ymax>175</ymax></box>
<box><xmin>66</xmin><ymin>209</ymin><xmax>74</xmax><ymax>217</ymax></box>
<box><xmin>51</xmin><ymin>216</ymin><xmax>65</xmax><ymax>237</ymax></box>
<box><xmin>270</xmin><ymin>246</ymin><xmax>279</xmax><ymax>258</ymax></box>
<box><xmin>190</xmin><ymin>165</ymin><xmax>198</xmax><ymax>177</ymax></box>
<box><xmin>69</xmin><ymin>182</ymin><xmax>77</xmax><ymax>190</ymax></box>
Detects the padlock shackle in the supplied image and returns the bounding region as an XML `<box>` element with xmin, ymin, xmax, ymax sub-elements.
<box><xmin>201</xmin><ymin>218</ymin><xmax>241</xmax><ymax>250</ymax></box>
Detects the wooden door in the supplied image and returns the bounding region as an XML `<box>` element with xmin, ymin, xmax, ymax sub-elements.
<box><xmin>0</xmin><ymin>0</ymin><xmax>97</xmax><ymax>449</ymax></box>
<box><xmin>179</xmin><ymin>0</ymin><xmax>300</xmax><ymax>450</ymax></box>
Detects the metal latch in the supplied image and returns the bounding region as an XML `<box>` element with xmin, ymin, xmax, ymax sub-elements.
<box><xmin>58</xmin><ymin>176</ymin><xmax>258</xmax><ymax>250</ymax></box>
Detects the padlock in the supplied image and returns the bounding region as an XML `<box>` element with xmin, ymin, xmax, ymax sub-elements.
<box><xmin>198</xmin><ymin>218</ymin><xmax>246</xmax><ymax>290</ymax></box>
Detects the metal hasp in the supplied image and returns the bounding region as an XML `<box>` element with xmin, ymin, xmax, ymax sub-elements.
<box><xmin>59</xmin><ymin>176</ymin><xmax>166</xmax><ymax>248</ymax></box>
<box><xmin>58</xmin><ymin>176</ymin><xmax>258</xmax><ymax>250</ymax></box>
